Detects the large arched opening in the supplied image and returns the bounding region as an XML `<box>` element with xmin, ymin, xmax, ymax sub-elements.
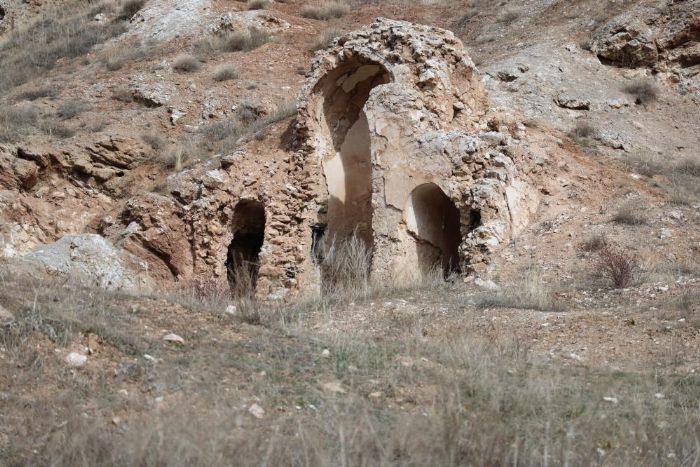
<box><xmin>225</xmin><ymin>200</ymin><xmax>265</xmax><ymax>297</ymax></box>
<box><xmin>405</xmin><ymin>183</ymin><xmax>461</xmax><ymax>279</ymax></box>
<box><xmin>312</xmin><ymin>56</ymin><xmax>392</xmax><ymax>284</ymax></box>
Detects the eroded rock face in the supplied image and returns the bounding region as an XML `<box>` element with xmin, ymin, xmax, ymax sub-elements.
<box><xmin>591</xmin><ymin>2</ymin><xmax>700</xmax><ymax>70</ymax></box>
<box><xmin>108</xmin><ymin>18</ymin><xmax>542</xmax><ymax>297</ymax></box>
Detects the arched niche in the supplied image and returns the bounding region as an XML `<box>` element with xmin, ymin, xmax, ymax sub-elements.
<box><xmin>312</xmin><ymin>56</ymin><xmax>392</xmax><ymax>276</ymax></box>
<box><xmin>404</xmin><ymin>183</ymin><xmax>461</xmax><ymax>278</ymax></box>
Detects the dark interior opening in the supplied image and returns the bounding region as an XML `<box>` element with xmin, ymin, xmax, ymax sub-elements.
<box><xmin>409</xmin><ymin>183</ymin><xmax>462</xmax><ymax>278</ymax></box>
<box><xmin>226</xmin><ymin>200</ymin><xmax>265</xmax><ymax>296</ymax></box>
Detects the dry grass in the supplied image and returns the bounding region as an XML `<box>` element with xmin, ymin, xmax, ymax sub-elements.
<box><xmin>0</xmin><ymin>102</ymin><xmax>75</xmax><ymax>142</ymax></box>
<box><xmin>611</xmin><ymin>202</ymin><xmax>646</xmax><ymax>225</ymax></box>
<box><xmin>308</xmin><ymin>28</ymin><xmax>342</xmax><ymax>52</ymax></box>
<box><xmin>624</xmin><ymin>151</ymin><xmax>700</xmax><ymax>204</ymax></box>
<box><xmin>0</xmin><ymin>1</ymin><xmax>128</xmax><ymax>96</ymax></box>
<box><xmin>301</xmin><ymin>2</ymin><xmax>350</xmax><ymax>20</ymax></box>
<box><xmin>1</xmin><ymin>266</ymin><xmax>698</xmax><ymax>466</ymax></box>
<box><xmin>475</xmin><ymin>270</ymin><xmax>562</xmax><ymax>311</ymax></box>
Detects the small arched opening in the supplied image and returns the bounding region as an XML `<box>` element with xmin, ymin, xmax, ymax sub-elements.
<box><xmin>225</xmin><ymin>200</ymin><xmax>265</xmax><ymax>296</ymax></box>
<box><xmin>313</xmin><ymin>56</ymin><xmax>392</xmax><ymax>282</ymax></box>
<box><xmin>405</xmin><ymin>183</ymin><xmax>461</xmax><ymax>278</ymax></box>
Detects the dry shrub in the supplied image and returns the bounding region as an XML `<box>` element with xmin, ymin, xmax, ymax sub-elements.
<box><xmin>247</xmin><ymin>0</ymin><xmax>269</xmax><ymax>9</ymax></box>
<box><xmin>570</xmin><ymin>120</ymin><xmax>596</xmax><ymax>140</ymax></box>
<box><xmin>497</xmin><ymin>7</ymin><xmax>521</xmax><ymax>24</ymax></box>
<box><xmin>623</xmin><ymin>78</ymin><xmax>658</xmax><ymax>105</ymax></box>
<box><xmin>579</xmin><ymin>233</ymin><xmax>607</xmax><ymax>252</ymax></box>
<box><xmin>141</xmin><ymin>132</ymin><xmax>164</xmax><ymax>150</ymax></box>
<box><xmin>172</xmin><ymin>54</ymin><xmax>200</xmax><ymax>72</ymax></box>
<box><xmin>111</xmin><ymin>86</ymin><xmax>133</xmax><ymax>103</ymax></box>
<box><xmin>596</xmin><ymin>243</ymin><xmax>639</xmax><ymax>288</ymax></box>
<box><xmin>213</xmin><ymin>64</ymin><xmax>237</xmax><ymax>81</ymax></box>
<box><xmin>56</xmin><ymin>99</ymin><xmax>88</xmax><ymax>120</ymax></box>
<box><xmin>301</xmin><ymin>2</ymin><xmax>349</xmax><ymax>20</ymax></box>
<box><xmin>118</xmin><ymin>0</ymin><xmax>146</xmax><ymax>20</ymax></box>
<box><xmin>612</xmin><ymin>203</ymin><xmax>645</xmax><ymax>225</ymax></box>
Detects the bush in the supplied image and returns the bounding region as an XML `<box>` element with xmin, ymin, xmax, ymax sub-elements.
<box><xmin>56</xmin><ymin>99</ymin><xmax>88</xmax><ymax>120</ymax></box>
<box><xmin>570</xmin><ymin>120</ymin><xmax>596</xmax><ymax>140</ymax></box>
<box><xmin>213</xmin><ymin>65</ymin><xmax>237</xmax><ymax>82</ymax></box>
<box><xmin>118</xmin><ymin>0</ymin><xmax>146</xmax><ymax>20</ymax></box>
<box><xmin>247</xmin><ymin>0</ymin><xmax>269</xmax><ymax>9</ymax></box>
<box><xmin>0</xmin><ymin>103</ymin><xmax>40</xmax><ymax>142</ymax></box>
<box><xmin>580</xmin><ymin>233</ymin><xmax>607</xmax><ymax>252</ymax></box>
<box><xmin>301</xmin><ymin>2</ymin><xmax>349</xmax><ymax>20</ymax></box>
<box><xmin>596</xmin><ymin>243</ymin><xmax>639</xmax><ymax>288</ymax></box>
<box><xmin>173</xmin><ymin>55</ymin><xmax>200</xmax><ymax>72</ymax></box>
<box><xmin>111</xmin><ymin>86</ymin><xmax>133</xmax><ymax>102</ymax></box>
<box><xmin>612</xmin><ymin>203</ymin><xmax>645</xmax><ymax>225</ymax></box>
<box><xmin>16</xmin><ymin>86</ymin><xmax>60</xmax><ymax>101</ymax></box>
<box><xmin>623</xmin><ymin>79</ymin><xmax>658</xmax><ymax>105</ymax></box>
<box><xmin>141</xmin><ymin>132</ymin><xmax>164</xmax><ymax>150</ymax></box>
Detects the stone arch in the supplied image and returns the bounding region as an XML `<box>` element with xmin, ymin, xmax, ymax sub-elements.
<box><xmin>312</xmin><ymin>56</ymin><xmax>392</xmax><ymax>264</ymax></box>
<box><xmin>225</xmin><ymin>200</ymin><xmax>265</xmax><ymax>296</ymax></box>
<box><xmin>405</xmin><ymin>183</ymin><xmax>461</xmax><ymax>278</ymax></box>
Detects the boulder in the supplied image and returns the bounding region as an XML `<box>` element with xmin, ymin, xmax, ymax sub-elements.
<box><xmin>591</xmin><ymin>13</ymin><xmax>658</xmax><ymax>67</ymax></box>
<box><xmin>19</xmin><ymin>234</ymin><xmax>153</xmax><ymax>293</ymax></box>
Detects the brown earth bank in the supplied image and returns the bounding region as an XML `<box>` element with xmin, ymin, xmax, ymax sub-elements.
<box><xmin>0</xmin><ymin>0</ymin><xmax>699</xmax><ymax>465</ymax></box>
